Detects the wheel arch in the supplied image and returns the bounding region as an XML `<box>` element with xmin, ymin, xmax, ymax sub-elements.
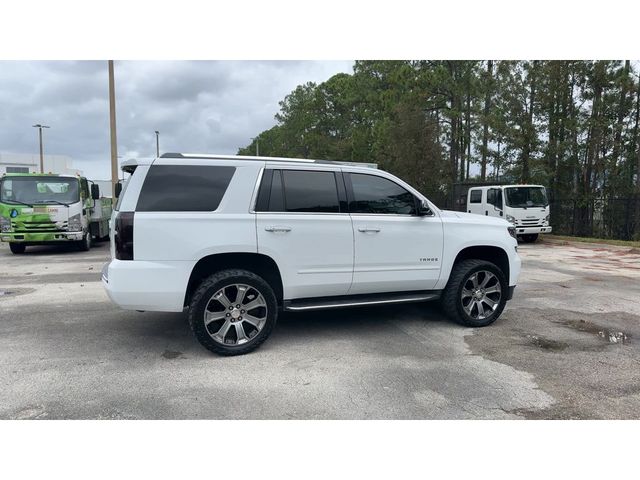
<box><xmin>184</xmin><ymin>252</ymin><xmax>284</xmax><ymax>308</ymax></box>
<box><xmin>452</xmin><ymin>245</ymin><xmax>510</xmax><ymax>284</ymax></box>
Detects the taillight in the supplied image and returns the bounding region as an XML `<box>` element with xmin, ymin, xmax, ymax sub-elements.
<box><xmin>114</xmin><ymin>211</ymin><xmax>134</xmax><ymax>260</ymax></box>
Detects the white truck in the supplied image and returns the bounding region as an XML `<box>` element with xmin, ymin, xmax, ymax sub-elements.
<box><xmin>466</xmin><ymin>184</ymin><xmax>552</xmax><ymax>243</ymax></box>
<box><xmin>103</xmin><ymin>153</ymin><xmax>521</xmax><ymax>356</ymax></box>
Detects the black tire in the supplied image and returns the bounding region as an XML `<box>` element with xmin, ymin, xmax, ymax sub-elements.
<box><xmin>441</xmin><ymin>259</ymin><xmax>508</xmax><ymax>327</ymax></box>
<box><xmin>9</xmin><ymin>243</ymin><xmax>26</xmax><ymax>254</ymax></box>
<box><xmin>188</xmin><ymin>269</ymin><xmax>278</xmax><ymax>356</ymax></box>
<box><xmin>77</xmin><ymin>232</ymin><xmax>92</xmax><ymax>251</ymax></box>
<box><xmin>521</xmin><ymin>234</ymin><xmax>539</xmax><ymax>243</ymax></box>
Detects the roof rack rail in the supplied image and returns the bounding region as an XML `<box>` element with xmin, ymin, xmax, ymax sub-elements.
<box><xmin>159</xmin><ymin>152</ymin><xmax>377</xmax><ymax>169</ymax></box>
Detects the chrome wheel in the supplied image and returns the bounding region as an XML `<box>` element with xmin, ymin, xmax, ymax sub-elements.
<box><xmin>460</xmin><ymin>270</ymin><xmax>502</xmax><ymax>320</ymax></box>
<box><xmin>204</xmin><ymin>283</ymin><xmax>268</xmax><ymax>346</ymax></box>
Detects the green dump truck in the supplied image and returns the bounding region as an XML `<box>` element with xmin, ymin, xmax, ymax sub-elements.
<box><xmin>0</xmin><ymin>173</ymin><xmax>112</xmax><ymax>254</ymax></box>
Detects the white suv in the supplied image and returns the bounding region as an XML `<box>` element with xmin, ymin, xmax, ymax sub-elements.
<box><xmin>102</xmin><ymin>153</ymin><xmax>521</xmax><ymax>356</ymax></box>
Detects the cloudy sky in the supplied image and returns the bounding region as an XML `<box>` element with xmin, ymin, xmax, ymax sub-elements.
<box><xmin>0</xmin><ymin>61</ymin><xmax>354</xmax><ymax>179</ymax></box>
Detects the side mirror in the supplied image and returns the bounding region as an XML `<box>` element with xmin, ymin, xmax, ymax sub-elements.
<box><xmin>417</xmin><ymin>200</ymin><xmax>433</xmax><ymax>216</ymax></box>
<box><xmin>115</xmin><ymin>182</ymin><xmax>123</xmax><ymax>198</ymax></box>
<box><xmin>91</xmin><ymin>183</ymin><xmax>100</xmax><ymax>200</ymax></box>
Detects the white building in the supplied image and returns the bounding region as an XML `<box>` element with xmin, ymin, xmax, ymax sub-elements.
<box><xmin>0</xmin><ymin>153</ymin><xmax>82</xmax><ymax>176</ymax></box>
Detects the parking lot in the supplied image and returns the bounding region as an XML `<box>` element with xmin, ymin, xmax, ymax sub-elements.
<box><xmin>1</xmin><ymin>238</ymin><xmax>639</xmax><ymax>419</ymax></box>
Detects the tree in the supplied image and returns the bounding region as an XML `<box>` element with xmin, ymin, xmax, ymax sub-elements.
<box><xmin>238</xmin><ymin>60</ymin><xmax>640</xmax><ymax>240</ymax></box>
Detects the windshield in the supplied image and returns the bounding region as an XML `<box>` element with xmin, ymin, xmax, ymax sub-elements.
<box><xmin>504</xmin><ymin>187</ymin><xmax>548</xmax><ymax>208</ymax></box>
<box><xmin>0</xmin><ymin>176</ymin><xmax>80</xmax><ymax>206</ymax></box>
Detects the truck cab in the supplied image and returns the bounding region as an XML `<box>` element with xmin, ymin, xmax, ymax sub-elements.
<box><xmin>0</xmin><ymin>173</ymin><xmax>111</xmax><ymax>253</ymax></box>
<box><xmin>467</xmin><ymin>184</ymin><xmax>552</xmax><ymax>243</ymax></box>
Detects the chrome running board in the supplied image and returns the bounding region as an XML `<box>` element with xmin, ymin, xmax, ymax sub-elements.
<box><xmin>284</xmin><ymin>291</ymin><xmax>441</xmax><ymax>312</ymax></box>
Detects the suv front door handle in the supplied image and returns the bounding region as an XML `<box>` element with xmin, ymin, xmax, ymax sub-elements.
<box><xmin>358</xmin><ymin>227</ymin><xmax>381</xmax><ymax>233</ymax></box>
<box><xmin>265</xmin><ymin>226</ymin><xmax>292</xmax><ymax>233</ymax></box>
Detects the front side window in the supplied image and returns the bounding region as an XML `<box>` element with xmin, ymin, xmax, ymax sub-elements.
<box><xmin>349</xmin><ymin>173</ymin><xmax>416</xmax><ymax>215</ymax></box>
<box><xmin>80</xmin><ymin>178</ymin><xmax>90</xmax><ymax>199</ymax></box>
<box><xmin>0</xmin><ymin>176</ymin><xmax>80</xmax><ymax>205</ymax></box>
<box><xmin>281</xmin><ymin>170</ymin><xmax>340</xmax><ymax>213</ymax></box>
<box><xmin>136</xmin><ymin>165</ymin><xmax>235</xmax><ymax>212</ymax></box>
<box><xmin>487</xmin><ymin>188</ymin><xmax>503</xmax><ymax>208</ymax></box>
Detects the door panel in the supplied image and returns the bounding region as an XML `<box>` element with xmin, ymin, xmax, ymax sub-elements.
<box><xmin>255</xmin><ymin>167</ymin><xmax>353</xmax><ymax>300</ymax></box>
<box><xmin>345</xmin><ymin>171</ymin><xmax>443</xmax><ymax>294</ymax></box>
<box><xmin>257</xmin><ymin>214</ymin><xmax>354</xmax><ymax>299</ymax></box>
<box><xmin>350</xmin><ymin>215</ymin><xmax>443</xmax><ymax>294</ymax></box>
<box><xmin>467</xmin><ymin>189</ymin><xmax>484</xmax><ymax>215</ymax></box>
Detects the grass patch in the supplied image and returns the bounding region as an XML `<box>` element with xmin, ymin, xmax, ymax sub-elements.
<box><xmin>544</xmin><ymin>234</ymin><xmax>640</xmax><ymax>248</ymax></box>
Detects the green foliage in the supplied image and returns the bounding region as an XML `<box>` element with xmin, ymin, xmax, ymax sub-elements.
<box><xmin>240</xmin><ymin>60</ymin><xmax>640</xmax><ymax>226</ymax></box>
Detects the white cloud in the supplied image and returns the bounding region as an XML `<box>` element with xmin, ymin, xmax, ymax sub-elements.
<box><xmin>0</xmin><ymin>60</ymin><xmax>353</xmax><ymax>179</ymax></box>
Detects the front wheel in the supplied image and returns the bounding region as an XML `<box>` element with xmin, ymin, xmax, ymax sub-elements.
<box><xmin>9</xmin><ymin>243</ymin><xmax>26</xmax><ymax>254</ymax></box>
<box><xmin>520</xmin><ymin>234</ymin><xmax>539</xmax><ymax>243</ymax></box>
<box><xmin>188</xmin><ymin>269</ymin><xmax>278</xmax><ymax>356</ymax></box>
<box><xmin>441</xmin><ymin>259</ymin><xmax>508</xmax><ymax>327</ymax></box>
<box><xmin>77</xmin><ymin>232</ymin><xmax>92</xmax><ymax>251</ymax></box>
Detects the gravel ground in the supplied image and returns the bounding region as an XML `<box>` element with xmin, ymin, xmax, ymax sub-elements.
<box><xmin>0</xmin><ymin>237</ymin><xmax>638</xmax><ymax>419</ymax></box>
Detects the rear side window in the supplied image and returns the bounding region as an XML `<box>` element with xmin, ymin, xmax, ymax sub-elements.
<box><xmin>469</xmin><ymin>189</ymin><xmax>482</xmax><ymax>203</ymax></box>
<box><xmin>349</xmin><ymin>173</ymin><xmax>416</xmax><ymax>215</ymax></box>
<box><xmin>282</xmin><ymin>170</ymin><xmax>339</xmax><ymax>213</ymax></box>
<box><xmin>136</xmin><ymin>165</ymin><xmax>235</xmax><ymax>212</ymax></box>
<box><xmin>269</xmin><ymin>170</ymin><xmax>285</xmax><ymax>211</ymax></box>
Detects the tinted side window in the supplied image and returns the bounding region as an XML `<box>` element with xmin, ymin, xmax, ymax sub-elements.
<box><xmin>281</xmin><ymin>170</ymin><xmax>340</xmax><ymax>213</ymax></box>
<box><xmin>494</xmin><ymin>189</ymin><xmax>503</xmax><ymax>208</ymax></box>
<box><xmin>269</xmin><ymin>170</ymin><xmax>285</xmax><ymax>211</ymax></box>
<box><xmin>136</xmin><ymin>165</ymin><xmax>235</xmax><ymax>212</ymax></box>
<box><xmin>487</xmin><ymin>189</ymin><xmax>495</xmax><ymax>205</ymax></box>
<box><xmin>350</xmin><ymin>174</ymin><xmax>416</xmax><ymax>215</ymax></box>
<box><xmin>80</xmin><ymin>178</ymin><xmax>90</xmax><ymax>199</ymax></box>
<box><xmin>487</xmin><ymin>188</ymin><xmax>502</xmax><ymax>208</ymax></box>
<box><xmin>469</xmin><ymin>189</ymin><xmax>482</xmax><ymax>203</ymax></box>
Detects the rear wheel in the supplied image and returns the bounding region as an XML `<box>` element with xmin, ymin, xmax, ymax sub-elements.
<box><xmin>521</xmin><ymin>234</ymin><xmax>539</xmax><ymax>243</ymax></box>
<box><xmin>188</xmin><ymin>269</ymin><xmax>277</xmax><ymax>356</ymax></box>
<box><xmin>9</xmin><ymin>243</ymin><xmax>26</xmax><ymax>254</ymax></box>
<box><xmin>441</xmin><ymin>259</ymin><xmax>507</xmax><ymax>327</ymax></box>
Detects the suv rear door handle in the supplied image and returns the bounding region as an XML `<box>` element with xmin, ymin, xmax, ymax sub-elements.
<box><xmin>358</xmin><ymin>227</ymin><xmax>381</xmax><ymax>233</ymax></box>
<box><xmin>265</xmin><ymin>226</ymin><xmax>292</xmax><ymax>233</ymax></box>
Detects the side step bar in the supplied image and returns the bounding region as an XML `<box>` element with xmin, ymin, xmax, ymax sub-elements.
<box><xmin>284</xmin><ymin>290</ymin><xmax>441</xmax><ymax>312</ymax></box>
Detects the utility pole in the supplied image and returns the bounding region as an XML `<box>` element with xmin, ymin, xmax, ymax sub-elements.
<box><xmin>32</xmin><ymin>124</ymin><xmax>50</xmax><ymax>173</ymax></box>
<box><xmin>251</xmin><ymin>137</ymin><xmax>260</xmax><ymax>156</ymax></box>
<box><xmin>108</xmin><ymin>60</ymin><xmax>119</xmax><ymax>199</ymax></box>
<box><xmin>155</xmin><ymin>130</ymin><xmax>160</xmax><ymax>157</ymax></box>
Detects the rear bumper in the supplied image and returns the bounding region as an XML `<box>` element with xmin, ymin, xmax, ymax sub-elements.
<box><xmin>514</xmin><ymin>226</ymin><xmax>552</xmax><ymax>235</ymax></box>
<box><xmin>1</xmin><ymin>231</ymin><xmax>84</xmax><ymax>243</ymax></box>
<box><xmin>102</xmin><ymin>258</ymin><xmax>195</xmax><ymax>312</ymax></box>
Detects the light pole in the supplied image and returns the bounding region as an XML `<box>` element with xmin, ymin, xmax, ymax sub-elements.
<box><xmin>155</xmin><ymin>130</ymin><xmax>160</xmax><ymax>157</ymax></box>
<box><xmin>250</xmin><ymin>137</ymin><xmax>260</xmax><ymax>156</ymax></box>
<box><xmin>108</xmin><ymin>60</ymin><xmax>119</xmax><ymax>199</ymax></box>
<box><xmin>32</xmin><ymin>124</ymin><xmax>50</xmax><ymax>173</ymax></box>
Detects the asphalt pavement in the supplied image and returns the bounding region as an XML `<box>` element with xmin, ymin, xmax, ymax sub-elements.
<box><xmin>1</xmin><ymin>238</ymin><xmax>639</xmax><ymax>419</ymax></box>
